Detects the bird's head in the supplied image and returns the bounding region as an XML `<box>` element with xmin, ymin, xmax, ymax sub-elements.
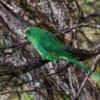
<box><xmin>24</xmin><ymin>26</ymin><xmax>42</xmax><ymax>34</ymax></box>
<box><xmin>24</xmin><ymin>27</ymin><xmax>34</xmax><ymax>34</ymax></box>
<box><xmin>24</xmin><ymin>27</ymin><xmax>39</xmax><ymax>39</ymax></box>
<box><xmin>24</xmin><ymin>26</ymin><xmax>43</xmax><ymax>40</ymax></box>
<box><xmin>23</xmin><ymin>27</ymin><xmax>31</xmax><ymax>39</ymax></box>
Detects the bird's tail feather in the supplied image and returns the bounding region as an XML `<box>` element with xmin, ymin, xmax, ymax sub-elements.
<box><xmin>74</xmin><ymin>60</ymin><xmax>100</xmax><ymax>78</ymax></box>
<box><xmin>62</xmin><ymin>55</ymin><xmax>100</xmax><ymax>78</ymax></box>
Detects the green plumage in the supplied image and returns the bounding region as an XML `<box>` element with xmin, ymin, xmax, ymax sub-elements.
<box><xmin>25</xmin><ymin>27</ymin><xmax>100</xmax><ymax>78</ymax></box>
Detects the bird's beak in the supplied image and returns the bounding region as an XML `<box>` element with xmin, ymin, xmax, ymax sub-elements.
<box><xmin>23</xmin><ymin>29</ymin><xmax>28</xmax><ymax>39</ymax></box>
<box><xmin>23</xmin><ymin>29</ymin><xmax>27</xmax><ymax>34</ymax></box>
<box><xmin>23</xmin><ymin>27</ymin><xmax>30</xmax><ymax>34</ymax></box>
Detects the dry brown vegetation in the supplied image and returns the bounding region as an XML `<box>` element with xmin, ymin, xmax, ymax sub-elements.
<box><xmin>0</xmin><ymin>0</ymin><xmax>100</xmax><ymax>100</ymax></box>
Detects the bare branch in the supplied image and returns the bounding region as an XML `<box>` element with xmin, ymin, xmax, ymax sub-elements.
<box><xmin>0</xmin><ymin>0</ymin><xmax>29</xmax><ymax>38</ymax></box>
<box><xmin>76</xmin><ymin>54</ymin><xmax>100</xmax><ymax>97</ymax></box>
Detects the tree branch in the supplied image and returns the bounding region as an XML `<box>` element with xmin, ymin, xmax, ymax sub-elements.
<box><xmin>76</xmin><ymin>54</ymin><xmax>100</xmax><ymax>98</ymax></box>
<box><xmin>0</xmin><ymin>0</ymin><xmax>100</xmax><ymax>75</ymax></box>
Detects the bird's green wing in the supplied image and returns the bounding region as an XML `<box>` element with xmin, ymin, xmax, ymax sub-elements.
<box><xmin>40</xmin><ymin>31</ymin><xmax>66</xmax><ymax>52</ymax></box>
<box><xmin>38</xmin><ymin>31</ymin><xmax>76</xmax><ymax>61</ymax></box>
<box><xmin>25</xmin><ymin>27</ymin><xmax>100</xmax><ymax>78</ymax></box>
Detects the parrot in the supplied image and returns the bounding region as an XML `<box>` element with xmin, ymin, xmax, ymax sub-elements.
<box><xmin>24</xmin><ymin>27</ymin><xmax>100</xmax><ymax>78</ymax></box>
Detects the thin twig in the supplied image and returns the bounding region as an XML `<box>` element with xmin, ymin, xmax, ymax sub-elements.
<box><xmin>68</xmin><ymin>67</ymin><xmax>76</xmax><ymax>97</ymax></box>
<box><xmin>55</xmin><ymin>23</ymin><xmax>100</xmax><ymax>36</ymax></box>
<box><xmin>76</xmin><ymin>54</ymin><xmax>100</xmax><ymax>97</ymax></box>
<box><xmin>0</xmin><ymin>89</ymin><xmax>36</xmax><ymax>95</ymax></box>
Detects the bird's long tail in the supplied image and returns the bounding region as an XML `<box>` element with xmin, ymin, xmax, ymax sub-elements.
<box><xmin>62</xmin><ymin>53</ymin><xmax>100</xmax><ymax>78</ymax></box>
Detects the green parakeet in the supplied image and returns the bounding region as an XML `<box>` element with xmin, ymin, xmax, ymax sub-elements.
<box><xmin>24</xmin><ymin>27</ymin><xmax>100</xmax><ymax>78</ymax></box>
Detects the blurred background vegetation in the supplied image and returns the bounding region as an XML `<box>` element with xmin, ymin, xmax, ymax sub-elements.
<box><xmin>0</xmin><ymin>0</ymin><xmax>100</xmax><ymax>100</ymax></box>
